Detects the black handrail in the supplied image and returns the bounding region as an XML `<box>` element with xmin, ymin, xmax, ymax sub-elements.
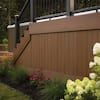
<box><xmin>35</xmin><ymin>12</ymin><xmax>67</xmax><ymax>20</ymax></box>
<box><xmin>19</xmin><ymin>0</ymin><xmax>30</xmax><ymax>19</ymax></box>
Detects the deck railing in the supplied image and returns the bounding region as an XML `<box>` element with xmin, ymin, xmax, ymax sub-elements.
<box><xmin>15</xmin><ymin>0</ymin><xmax>100</xmax><ymax>45</ymax></box>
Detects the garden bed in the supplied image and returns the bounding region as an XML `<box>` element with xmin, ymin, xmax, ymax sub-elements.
<box><xmin>0</xmin><ymin>64</ymin><xmax>66</xmax><ymax>100</ymax></box>
<box><xmin>0</xmin><ymin>42</ymin><xmax>100</xmax><ymax>100</ymax></box>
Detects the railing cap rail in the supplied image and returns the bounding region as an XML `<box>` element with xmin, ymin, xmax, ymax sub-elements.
<box><xmin>7</xmin><ymin>22</ymin><xmax>30</xmax><ymax>29</ymax></box>
<box><xmin>15</xmin><ymin>15</ymin><xmax>19</xmax><ymax>17</ymax></box>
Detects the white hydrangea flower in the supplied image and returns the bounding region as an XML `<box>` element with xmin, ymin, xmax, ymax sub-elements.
<box><xmin>94</xmin><ymin>56</ymin><xmax>100</xmax><ymax>65</ymax></box>
<box><xmin>67</xmin><ymin>80</ymin><xmax>75</xmax><ymax>94</ymax></box>
<box><xmin>85</xmin><ymin>80</ymin><xmax>96</xmax><ymax>91</ymax></box>
<box><xmin>89</xmin><ymin>61</ymin><xmax>96</xmax><ymax>68</ymax></box>
<box><xmin>93</xmin><ymin>43</ymin><xmax>100</xmax><ymax>55</ymax></box>
<box><xmin>67</xmin><ymin>80</ymin><xmax>75</xmax><ymax>87</ymax></box>
<box><xmin>82</xmin><ymin>77</ymin><xmax>90</xmax><ymax>86</ymax></box>
<box><xmin>89</xmin><ymin>73</ymin><xmax>97</xmax><ymax>80</ymax></box>
<box><xmin>76</xmin><ymin>86</ymin><xmax>85</xmax><ymax>95</ymax></box>
<box><xmin>67</xmin><ymin>85</ymin><xmax>75</xmax><ymax>94</ymax></box>
<box><xmin>75</xmin><ymin>95</ymin><xmax>82</xmax><ymax>100</ymax></box>
<box><xmin>96</xmin><ymin>81</ymin><xmax>100</xmax><ymax>88</ymax></box>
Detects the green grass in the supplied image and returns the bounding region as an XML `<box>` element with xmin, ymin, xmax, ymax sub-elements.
<box><xmin>0</xmin><ymin>83</ymin><xmax>31</xmax><ymax>100</ymax></box>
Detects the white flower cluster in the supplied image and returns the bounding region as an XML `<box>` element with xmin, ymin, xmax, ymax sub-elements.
<box><xmin>89</xmin><ymin>43</ymin><xmax>100</xmax><ymax>79</ymax></box>
<box><xmin>89</xmin><ymin>43</ymin><xmax>100</xmax><ymax>80</ymax></box>
<box><xmin>64</xmin><ymin>77</ymin><xmax>96</xmax><ymax>100</ymax></box>
<box><xmin>93</xmin><ymin>43</ymin><xmax>100</xmax><ymax>55</ymax></box>
<box><xmin>89</xmin><ymin>43</ymin><xmax>100</xmax><ymax>99</ymax></box>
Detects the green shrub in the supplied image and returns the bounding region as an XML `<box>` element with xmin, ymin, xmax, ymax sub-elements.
<box><xmin>2</xmin><ymin>38</ymin><xmax>8</xmax><ymax>51</ymax></box>
<box><xmin>40</xmin><ymin>79</ymin><xmax>66</xmax><ymax>100</ymax></box>
<box><xmin>2</xmin><ymin>38</ymin><xmax>8</xmax><ymax>44</ymax></box>
<box><xmin>0</xmin><ymin>63</ymin><xmax>10</xmax><ymax>77</ymax></box>
<box><xmin>8</xmin><ymin>68</ymin><xmax>28</xmax><ymax>85</ymax></box>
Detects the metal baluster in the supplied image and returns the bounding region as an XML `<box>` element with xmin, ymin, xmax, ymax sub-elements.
<box><xmin>60</xmin><ymin>0</ymin><xmax>62</xmax><ymax>13</ymax></box>
<box><xmin>30</xmin><ymin>0</ymin><xmax>33</xmax><ymax>22</ymax></box>
<box><xmin>48</xmin><ymin>0</ymin><xmax>50</xmax><ymax>14</ymax></box>
<box><xmin>51</xmin><ymin>0</ymin><xmax>53</xmax><ymax>14</ymax></box>
<box><xmin>30</xmin><ymin>0</ymin><xmax>36</xmax><ymax>22</ymax></box>
<box><xmin>42</xmin><ymin>0</ymin><xmax>44</xmax><ymax>16</ymax></box>
<box><xmin>45</xmin><ymin>0</ymin><xmax>47</xmax><ymax>14</ymax></box>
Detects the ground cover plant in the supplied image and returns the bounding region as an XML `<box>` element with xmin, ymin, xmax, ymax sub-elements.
<box><xmin>0</xmin><ymin>82</ymin><xmax>31</xmax><ymax>100</ymax></box>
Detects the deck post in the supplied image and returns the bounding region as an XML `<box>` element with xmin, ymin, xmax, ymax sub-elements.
<box><xmin>66</xmin><ymin>0</ymin><xmax>74</xmax><ymax>16</ymax></box>
<box><xmin>15</xmin><ymin>15</ymin><xmax>20</xmax><ymax>46</ymax></box>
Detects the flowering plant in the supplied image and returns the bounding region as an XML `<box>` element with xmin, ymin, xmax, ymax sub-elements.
<box><xmin>29</xmin><ymin>70</ymin><xmax>45</xmax><ymax>88</ymax></box>
<box><xmin>64</xmin><ymin>77</ymin><xmax>97</xmax><ymax>100</ymax></box>
<box><xmin>89</xmin><ymin>43</ymin><xmax>100</xmax><ymax>99</ymax></box>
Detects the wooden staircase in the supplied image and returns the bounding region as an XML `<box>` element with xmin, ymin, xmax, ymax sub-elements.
<box><xmin>0</xmin><ymin>51</ymin><xmax>13</xmax><ymax>63</ymax></box>
<box><xmin>13</xmin><ymin>30</ymin><xmax>31</xmax><ymax>64</ymax></box>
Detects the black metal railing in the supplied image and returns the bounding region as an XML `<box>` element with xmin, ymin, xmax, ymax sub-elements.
<box><xmin>35</xmin><ymin>0</ymin><xmax>66</xmax><ymax>17</ymax></box>
<box><xmin>29</xmin><ymin>0</ymin><xmax>70</xmax><ymax>21</ymax></box>
<box><xmin>15</xmin><ymin>0</ymin><xmax>100</xmax><ymax>46</ymax></box>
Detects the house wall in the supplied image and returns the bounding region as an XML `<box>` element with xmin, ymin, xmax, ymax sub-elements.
<box><xmin>14</xmin><ymin>13</ymin><xmax>100</xmax><ymax>79</ymax></box>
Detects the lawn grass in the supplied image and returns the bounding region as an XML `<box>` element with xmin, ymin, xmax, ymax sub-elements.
<box><xmin>0</xmin><ymin>83</ymin><xmax>31</xmax><ymax>100</ymax></box>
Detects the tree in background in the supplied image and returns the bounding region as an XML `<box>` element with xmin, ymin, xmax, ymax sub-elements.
<box><xmin>75</xmin><ymin>0</ymin><xmax>100</xmax><ymax>9</ymax></box>
<box><xmin>0</xmin><ymin>0</ymin><xmax>25</xmax><ymax>43</ymax></box>
<box><xmin>0</xmin><ymin>0</ymin><xmax>17</xmax><ymax>43</ymax></box>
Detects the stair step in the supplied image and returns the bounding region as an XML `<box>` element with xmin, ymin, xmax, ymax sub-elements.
<box><xmin>0</xmin><ymin>51</ymin><xmax>13</xmax><ymax>63</ymax></box>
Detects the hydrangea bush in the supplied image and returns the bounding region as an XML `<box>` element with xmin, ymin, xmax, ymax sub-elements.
<box><xmin>62</xmin><ymin>43</ymin><xmax>100</xmax><ymax>100</ymax></box>
<box><xmin>64</xmin><ymin>77</ymin><xmax>96</xmax><ymax>100</ymax></box>
<box><xmin>89</xmin><ymin>43</ymin><xmax>100</xmax><ymax>99</ymax></box>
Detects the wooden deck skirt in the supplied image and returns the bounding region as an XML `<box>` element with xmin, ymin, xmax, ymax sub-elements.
<box><xmin>8</xmin><ymin>13</ymin><xmax>100</xmax><ymax>79</ymax></box>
